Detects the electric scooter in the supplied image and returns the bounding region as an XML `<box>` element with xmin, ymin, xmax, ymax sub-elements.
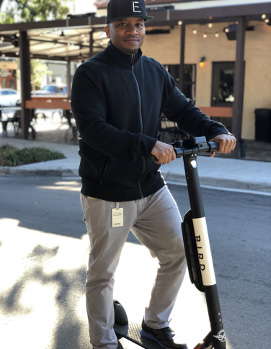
<box><xmin>114</xmin><ymin>136</ymin><xmax>226</xmax><ymax>349</ymax></box>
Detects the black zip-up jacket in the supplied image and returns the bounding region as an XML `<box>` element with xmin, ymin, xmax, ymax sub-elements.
<box><xmin>71</xmin><ymin>43</ymin><xmax>230</xmax><ymax>202</ymax></box>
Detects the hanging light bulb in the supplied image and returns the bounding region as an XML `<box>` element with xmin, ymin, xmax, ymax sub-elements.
<box><xmin>208</xmin><ymin>23</ymin><xmax>213</xmax><ymax>28</ymax></box>
<box><xmin>203</xmin><ymin>33</ymin><xmax>207</xmax><ymax>38</ymax></box>
<box><xmin>193</xmin><ymin>29</ymin><xmax>197</xmax><ymax>34</ymax></box>
<box><xmin>215</xmin><ymin>32</ymin><xmax>219</xmax><ymax>38</ymax></box>
<box><xmin>261</xmin><ymin>14</ymin><xmax>267</xmax><ymax>19</ymax></box>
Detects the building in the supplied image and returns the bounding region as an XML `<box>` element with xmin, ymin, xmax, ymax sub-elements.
<box><xmin>0</xmin><ymin>58</ymin><xmax>17</xmax><ymax>89</ymax></box>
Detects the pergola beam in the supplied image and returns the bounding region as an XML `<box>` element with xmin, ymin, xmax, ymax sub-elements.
<box><xmin>0</xmin><ymin>2</ymin><xmax>270</xmax><ymax>33</ymax></box>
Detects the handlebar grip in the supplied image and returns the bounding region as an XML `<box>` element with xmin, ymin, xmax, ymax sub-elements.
<box><xmin>149</xmin><ymin>141</ymin><xmax>219</xmax><ymax>161</ymax></box>
<box><xmin>208</xmin><ymin>142</ymin><xmax>219</xmax><ymax>152</ymax></box>
<box><xmin>148</xmin><ymin>154</ymin><xmax>158</xmax><ymax>162</ymax></box>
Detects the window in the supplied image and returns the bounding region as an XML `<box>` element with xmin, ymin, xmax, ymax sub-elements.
<box><xmin>164</xmin><ymin>64</ymin><xmax>196</xmax><ymax>101</ymax></box>
<box><xmin>9</xmin><ymin>80</ymin><xmax>15</xmax><ymax>89</ymax></box>
<box><xmin>211</xmin><ymin>62</ymin><xmax>235</xmax><ymax>106</ymax></box>
<box><xmin>211</xmin><ymin>62</ymin><xmax>235</xmax><ymax>132</ymax></box>
<box><xmin>160</xmin><ymin>64</ymin><xmax>196</xmax><ymax>142</ymax></box>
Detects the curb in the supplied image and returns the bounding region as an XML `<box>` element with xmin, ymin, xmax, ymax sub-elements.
<box><xmin>161</xmin><ymin>171</ymin><xmax>271</xmax><ymax>193</ymax></box>
<box><xmin>0</xmin><ymin>166</ymin><xmax>79</xmax><ymax>178</ymax></box>
<box><xmin>1</xmin><ymin>166</ymin><xmax>271</xmax><ymax>193</ymax></box>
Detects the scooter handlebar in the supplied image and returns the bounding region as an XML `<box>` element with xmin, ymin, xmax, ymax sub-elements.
<box><xmin>149</xmin><ymin>141</ymin><xmax>218</xmax><ymax>162</ymax></box>
<box><xmin>174</xmin><ymin>141</ymin><xmax>218</xmax><ymax>158</ymax></box>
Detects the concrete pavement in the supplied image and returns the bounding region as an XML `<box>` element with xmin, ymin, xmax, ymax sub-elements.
<box><xmin>0</xmin><ymin>137</ymin><xmax>271</xmax><ymax>193</ymax></box>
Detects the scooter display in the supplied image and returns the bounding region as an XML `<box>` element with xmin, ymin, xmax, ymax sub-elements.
<box><xmin>114</xmin><ymin>136</ymin><xmax>226</xmax><ymax>349</ymax></box>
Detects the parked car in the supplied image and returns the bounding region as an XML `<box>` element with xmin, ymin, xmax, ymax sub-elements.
<box><xmin>32</xmin><ymin>83</ymin><xmax>68</xmax><ymax>96</ymax></box>
<box><xmin>0</xmin><ymin>88</ymin><xmax>21</xmax><ymax>131</ymax></box>
<box><xmin>0</xmin><ymin>88</ymin><xmax>20</xmax><ymax>107</ymax></box>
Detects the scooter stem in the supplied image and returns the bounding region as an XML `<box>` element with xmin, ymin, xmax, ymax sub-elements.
<box><xmin>183</xmin><ymin>153</ymin><xmax>226</xmax><ymax>349</ymax></box>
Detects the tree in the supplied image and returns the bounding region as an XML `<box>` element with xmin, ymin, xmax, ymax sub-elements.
<box><xmin>0</xmin><ymin>0</ymin><xmax>70</xmax><ymax>23</ymax></box>
<box><xmin>31</xmin><ymin>59</ymin><xmax>52</xmax><ymax>90</ymax></box>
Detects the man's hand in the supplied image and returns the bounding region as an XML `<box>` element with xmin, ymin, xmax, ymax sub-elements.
<box><xmin>209</xmin><ymin>134</ymin><xmax>236</xmax><ymax>157</ymax></box>
<box><xmin>151</xmin><ymin>140</ymin><xmax>176</xmax><ymax>164</ymax></box>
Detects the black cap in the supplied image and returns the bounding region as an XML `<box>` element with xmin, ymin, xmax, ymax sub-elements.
<box><xmin>107</xmin><ymin>0</ymin><xmax>154</xmax><ymax>23</ymax></box>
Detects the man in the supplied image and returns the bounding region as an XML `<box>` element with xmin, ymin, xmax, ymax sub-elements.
<box><xmin>71</xmin><ymin>0</ymin><xmax>236</xmax><ymax>348</ymax></box>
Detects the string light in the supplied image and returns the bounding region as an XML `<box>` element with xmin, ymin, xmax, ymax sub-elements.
<box><xmin>187</xmin><ymin>19</ymin><xmax>269</xmax><ymax>41</ymax></box>
<box><xmin>189</xmin><ymin>24</ymin><xmax>225</xmax><ymax>38</ymax></box>
<box><xmin>178</xmin><ymin>21</ymin><xmax>182</xmax><ymax>26</ymax></box>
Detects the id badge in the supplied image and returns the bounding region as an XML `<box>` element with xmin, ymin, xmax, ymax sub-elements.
<box><xmin>112</xmin><ymin>203</ymin><xmax>123</xmax><ymax>227</ymax></box>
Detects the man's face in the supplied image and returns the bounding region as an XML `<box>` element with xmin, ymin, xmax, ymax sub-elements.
<box><xmin>105</xmin><ymin>17</ymin><xmax>145</xmax><ymax>55</ymax></box>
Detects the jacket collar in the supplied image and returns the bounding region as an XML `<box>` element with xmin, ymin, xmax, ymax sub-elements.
<box><xmin>105</xmin><ymin>41</ymin><xmax>142</xmax><ymax>68</ymax></box>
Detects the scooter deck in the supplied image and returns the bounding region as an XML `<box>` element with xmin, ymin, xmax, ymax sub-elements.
<box><xmin>114</xmin><ymin>321</ymin><xmax>162</xmax><ymax>349</ymax></box>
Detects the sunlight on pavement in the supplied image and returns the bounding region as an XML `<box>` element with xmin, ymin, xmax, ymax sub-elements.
<box><xmin>0</xmin><ymin>218</ymin><xmax>89</xmax><ymax>349</ymax></box>
<box><xmin>38</xmin><ymin>181</ymin><xmax>81</xmax><ymax>192</ymax></box>
<box><xmin>0</xmin><ymin>218</ymin><xmax>233</xmax><ymax>349</ymax></box>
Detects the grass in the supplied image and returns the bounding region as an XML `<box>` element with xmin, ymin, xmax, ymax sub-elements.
<box><xmin>0</xmin><ymin>144</ymin><xmax>65</xmax><ymax>167</ymax></box>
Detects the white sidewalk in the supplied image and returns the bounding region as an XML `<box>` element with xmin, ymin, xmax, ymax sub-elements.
<box><xmin>1</xmin><ymin>137</ymin><xmax>271</xmax><ymax>193</ymax></box>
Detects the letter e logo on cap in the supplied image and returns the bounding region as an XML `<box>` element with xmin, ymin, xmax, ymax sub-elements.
<box><xmin>132</xmin><ymin>1</ymin><xmax>141</xmax><ymax>13</ymax></box>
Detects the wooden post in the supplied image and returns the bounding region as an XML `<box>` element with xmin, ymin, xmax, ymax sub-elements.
<box><xmin>89</xmin><ymin>30</ymin><xmax>94</xmax><ymax>58</ymax></box>
<box><xmin>179</xmin><ymin>22</ymin><xmax>185</xmax><ymax>92</ymax></box>
<box><xmin>19</xmin><ymin>31</ymin><xmax>31</xmax><ymax>139</ymax></box>
<box><xmin>67</xmin><ymin>59</ymin><xmax>71</xmax><ymax>98</ymax></box>
<box><xmin>232</xmin><ymin>16</ymin><xmax>246</xmax><ymax>158</ymax></box>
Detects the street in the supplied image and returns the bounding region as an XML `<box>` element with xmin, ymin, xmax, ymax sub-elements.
<box><xmin>0</xmin><ymin>176</ymin><xmax>270</xmax><ymax>349</ymax></box>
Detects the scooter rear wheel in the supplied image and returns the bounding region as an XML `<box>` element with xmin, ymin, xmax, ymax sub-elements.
<box><xmin>114</xmin><ymin>300</ymin><xmax>128</xmax><ymax>340</ymax></box>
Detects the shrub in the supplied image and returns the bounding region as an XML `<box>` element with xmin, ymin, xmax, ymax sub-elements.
<box><xmin>0</xmin><ymin>145</ymin><xmax>65</xmax><ymax>166</ymax></box>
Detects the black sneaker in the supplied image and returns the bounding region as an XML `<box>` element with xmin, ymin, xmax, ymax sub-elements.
<box><xmin>140</xmin><ymin>320</ymin><xmax>188</xmax><ymax>349</ymax></box>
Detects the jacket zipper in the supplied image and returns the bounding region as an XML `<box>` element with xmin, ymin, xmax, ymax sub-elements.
<box><xmin>131</xmin><ymin>56</ymin><xmax>143</xmax><ymax>133</ymax></box>
<box><xmin>131</xmin><ymin>55</ymin><xmax>145</xmax><ymax>198</ymax></box>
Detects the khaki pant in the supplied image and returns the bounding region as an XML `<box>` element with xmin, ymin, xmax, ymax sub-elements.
<box><xmin>80</xmin><ymin>186</ymin><xmax>187</xmax><ymax>349</ymax></box>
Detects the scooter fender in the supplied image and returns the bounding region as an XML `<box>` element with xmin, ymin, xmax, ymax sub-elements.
<box><xmin>182</xmin><ymin>209</ymin><xmax>205</xmax><ymax>292</ymax></box>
